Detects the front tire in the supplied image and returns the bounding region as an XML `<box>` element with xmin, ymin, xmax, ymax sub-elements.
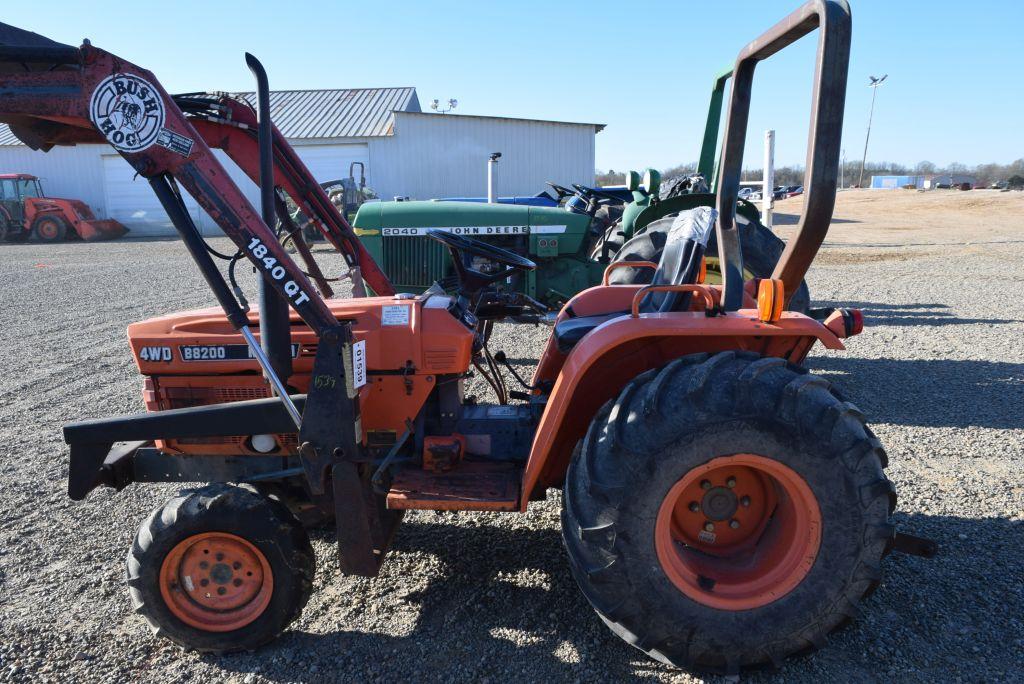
<box><xmin>562</xmin><ymin>352</ymin><xmax>895</xmax><ymax>674</ymax></box>
<box><xmin>31</xmin><ymin>215</ymin><xmax>68</xmax><ymax>242</ymax></box>
<box><xmin>127</xmin><ymin>484</ymin><xmax>315</xmax><ymax>653</ymax></box>
<box><xmin>30</xmin><ymin>216</ymin><xmax>68</xmax><ymax>242</ymax></box>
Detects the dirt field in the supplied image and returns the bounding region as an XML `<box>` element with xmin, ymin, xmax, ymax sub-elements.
<box><xmin>775</xmin><ymin>187</ymin><xmax>1024</xmax><ymax>244</ymax></box>
<box><xmin>0</xmin><ymin>189</ymin><xmax>1021</xmax><ymax>683</ymax></box>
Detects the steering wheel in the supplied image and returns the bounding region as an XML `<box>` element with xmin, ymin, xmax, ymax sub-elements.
<box><xmin>427</xmin><ymin>229</ymin><xmax>536</xmax><ymax>295</ymax></box>
<box><xmin>572</xmin><ymin>183</ymin><xmax>625</xmax><ymax>204</ymax></box>
<box><xmin>546</xmin><ymin>181</ymin><xmax>576</xmax><ymax>201</ymax></box>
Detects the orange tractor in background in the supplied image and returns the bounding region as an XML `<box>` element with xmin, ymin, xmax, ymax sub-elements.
<box><xmin>0</xmin><ymin>173</ymin><xmax>127</xmax><ymax>241</ymax></box>
<box><xmin>0</xmin><ymin>1</ymin><xmax>936</xmax><ymax>676</ymax></box>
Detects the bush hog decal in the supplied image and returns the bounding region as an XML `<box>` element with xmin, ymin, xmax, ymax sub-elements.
<box><xmin>89</xmin><ymin>74</ymin><xmax>166</xmax><ymax>152</ymax></box>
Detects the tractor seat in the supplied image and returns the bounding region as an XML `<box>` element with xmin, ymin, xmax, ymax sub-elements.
<box><xmin>552</xmin><ymin>311</ymin><xmax>627</xmax><ymax>353</ymax></box>
<box><xmin>552</xmin><ymin>208</ymin><xmax>711</xmax><ymax>355</ymax></box>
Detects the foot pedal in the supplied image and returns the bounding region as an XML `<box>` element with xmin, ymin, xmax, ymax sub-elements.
<box><xmin>387</xmin><ymin>462</ymin><xmax>520</xmax><ymax>511</ymax></box>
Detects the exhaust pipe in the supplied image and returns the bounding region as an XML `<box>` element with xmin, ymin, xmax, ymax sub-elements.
<box><xmin>487</xmin><ymin>152</ymin><xmax>501</xmax><ymax>203</ymax></box>
<box><xmin>246</xmin><ymin>52</ymin><xmax>293</xmax><ymax>388</ymax></box>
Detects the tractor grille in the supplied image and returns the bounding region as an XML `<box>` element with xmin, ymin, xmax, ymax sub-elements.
<box><xmin>381</xmin><ymin>234</ymin><xmax>528</xmax><ymax>290</ymax></box>
<box><xmin>144</xmin><ymin>379</ymin><xmax>299</xmax><ymax>455</ymax></box>
<box><xmin>382</xmin><ymin>237</ymin><xmax>449</xmax><ymax>289</ymax></box>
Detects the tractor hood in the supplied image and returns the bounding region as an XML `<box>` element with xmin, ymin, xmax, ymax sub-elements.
<box><xmin>352</xmin><ymin>200</ymin><xmax>590</xmax><ymax>239</ymax></box>
<box><xmin>351</xmin><ymin>200</ymin><xmax>601</xmax><ymax>305</ymax></box>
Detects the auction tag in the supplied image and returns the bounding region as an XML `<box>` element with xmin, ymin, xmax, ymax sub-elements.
<box><xmin>352</xmin><ymin>340</ymin><xmax>367</xmax><ymax>389</ymax></box>
<box><xmin>381</xmin><ymin>304</ymin><xmax>410</xmax><ymax>326</ymax></box>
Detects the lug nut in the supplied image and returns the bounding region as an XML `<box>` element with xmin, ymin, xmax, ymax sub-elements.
<box><xmin>740</xmin><ymin>495</ymin><xmax>751</xmax><ymax>507</ymax></box>
<box><xmin>704</xmin><ymin>522</ymin><xmax>715</xmax><ymax>532</ymax></box>
<box><xmin>700</xmin><ymin>479</ymin><xmax>712</xmax><ymax>490</ymax></box>
<box><xmin>726</xmin><ymin>477</ymin><xmax>737</xmax><ymax>488</ymax></box>
<box><xmin>688</xmin><ymin>501</ymin><xmax>700</xmax><ymax>512</ymax></box>
<box><xmin>729</xmin><ymin>519</ymin><xmax>741</xmax><ymax>529</ymax></box>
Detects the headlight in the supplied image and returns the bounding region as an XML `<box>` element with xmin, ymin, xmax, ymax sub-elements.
<box><xmin>249</xmin><ymin>434</ymin><xmax>277</xmax><ymax>453</ymax></box>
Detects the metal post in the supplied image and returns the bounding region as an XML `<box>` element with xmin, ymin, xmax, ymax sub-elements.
<box><xmin>763</xmin><ymin>129</ymin><xmax>775</xmax><ymax>230</ymax></box>
<box><xmin>246</xmin><ymin>53</ymin><xmax>293</xmax><ymax>387</ymax></box>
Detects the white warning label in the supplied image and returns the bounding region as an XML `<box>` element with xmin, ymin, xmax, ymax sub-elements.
<box><xmin>381</xmin><ymin>304</ymin><xmax>411</xmax><ymax>326</ymax></box>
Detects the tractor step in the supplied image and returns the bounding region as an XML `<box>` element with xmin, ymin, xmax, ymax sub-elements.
<box><xmin>387</xmin><ymin>462</ymin><xmax>520</xmax><ymax>511</ymax></box>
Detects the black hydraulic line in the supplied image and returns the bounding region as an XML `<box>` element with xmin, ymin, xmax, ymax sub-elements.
<box><xmin>148</xmin><ymin>174</ymin><xmax>249</xmax><ymax>330</ymax></box>
<box><xmin>247</xmin><ymin>52</ymin><xmax>293</xmax><ymax>384</ymax></box>
<box><xmin>492</xmin><ymin>350</ymin><xmax>539</xmax><ymax>391</ymax></box>
<box><xmin>274</xmin><ymin>192</ymin><xmax>336</xmax><ymax>295</ymax></box>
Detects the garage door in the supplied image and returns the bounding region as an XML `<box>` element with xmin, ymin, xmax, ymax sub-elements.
<box><xmin>102</xmin><ymin>154</ymin><xmax>201</xmax><ymax>237</ymax></box>
<box><xmin>102</xmin><ymin>143</ymin><xmax>368</xmax><ymax>237</ymax></box>
<box><xmin>290</xmin><ymin>144</ymin><xmax>369</xmax><ymax>186</ymax></box>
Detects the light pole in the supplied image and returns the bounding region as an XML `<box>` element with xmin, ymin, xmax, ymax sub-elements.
<box><xmin>430</xmin><ymin>98</ymin><xmax>458</xmax><ymax>114</ymax></box>
<box><xmin>858</xmin><ymin>74</ymin><xmax>887</xmax><ymax>188</ymax></box>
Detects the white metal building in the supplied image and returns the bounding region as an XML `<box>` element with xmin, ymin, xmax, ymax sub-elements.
<box><xmin>0</xmin><ymin>87</ymin><xmax>602</xmax><ymax>237</ymax></box>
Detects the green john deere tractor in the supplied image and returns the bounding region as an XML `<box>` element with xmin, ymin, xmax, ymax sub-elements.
<box><xmin>352</xmin><ymin>67</ymin><xmax>809</xmax><ymax>312</ymax></box>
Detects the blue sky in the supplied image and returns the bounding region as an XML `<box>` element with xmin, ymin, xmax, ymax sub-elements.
<box><xmin>5</xmin><ymin>0</ymin><xmax>1022</xmax><ymax>172</ymax></box>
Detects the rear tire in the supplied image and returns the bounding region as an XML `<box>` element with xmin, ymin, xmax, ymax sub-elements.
<box><xmin>31</xmin><ymin>215</ymin><xmax>68</xmax><ymax>242</ymax></box>
<box><xmin>589</xmin><ymin>221</ymin><xmax>624</xmax><ymax>261</ymax></box>
<box><xmin>562</xmin><ymin>352</ymin><xmax>894</xmax><ymax>674</ymax></box>
<box><xmin>608</xmin><ymin>212</ymin><xmax>811</xmax><ymax>312</ymax></box>
<box><xmin>127</xmin><ymin>484</ymin><xmax>315</xmax><ymax>653</ymax></box>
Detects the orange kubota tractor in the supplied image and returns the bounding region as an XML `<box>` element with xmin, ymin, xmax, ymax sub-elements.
<box><xmin>0</xmin><ymin>172</ymin><xmax>127</xmax><ymax>241</ymax></box>
<box><xmin>0</xmin><ymin>1</ymin><xmax>935</xmax><ymax>675</ymax></box>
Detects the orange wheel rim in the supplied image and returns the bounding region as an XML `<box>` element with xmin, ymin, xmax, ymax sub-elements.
<box><xmin>38</xmin><ymin>221</ymin><xmax>57</xmax><ymax>239</ymax></box>
<box><xmin>655</xmin><ymin>454</ymin><xmax>821</xmax><ymax>610</ymax></box>
<box><xmin>159</xmin><ymin>532</ymin><xmax>273</xmax><ymax>632</ymax></box>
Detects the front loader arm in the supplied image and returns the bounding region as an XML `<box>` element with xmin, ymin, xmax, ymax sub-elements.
<box><xmin>184</xmin><ymin>96</ymin><xmax>394</xmax><ymax>297</ymax></box>
<box><xmin>0</xmin><ymin>40</ymin><xmax>339</xmax><ymax>335</ymax></box>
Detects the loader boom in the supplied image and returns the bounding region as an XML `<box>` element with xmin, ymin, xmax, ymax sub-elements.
<box><xmin>0</xmin><ymin>26</ymin><xmax>394</xmax><ymax>333</ymax></box>
<box><xmin>180</xmin><ymin>94</ymin><xmax>394</xmax><ymax>297</ymax></box>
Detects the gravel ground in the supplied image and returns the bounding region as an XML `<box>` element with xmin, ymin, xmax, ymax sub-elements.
<box><xmin>0</xmin><ymin>195</ymin><xmax>1022</xmax><ymax>682</ymax></box>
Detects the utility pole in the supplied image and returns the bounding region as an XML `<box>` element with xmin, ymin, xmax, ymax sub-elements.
<box><xmin>858</xmin><ymin>74</ymin><xmax>887</xmax><ymax>188</ymax></box>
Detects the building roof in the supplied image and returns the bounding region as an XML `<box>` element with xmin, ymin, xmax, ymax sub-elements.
<box><xmin>0</xmin><ymin>87</ymin><xmax>421</xmax><ymax>145</ymax></box>
<box><xmin>395</xmin><ymin>110</ymin><xmax>605</xmax><ymax>132</ymax></box>
<box><xmin>235</xmin><ymin>87</ymin><xmax>420</xmax><ymax>138</ymax></box>
<box><xmin>0</xmin><ymin>127</ymin><xmax>21</xmax><ymax>146</ymax></box>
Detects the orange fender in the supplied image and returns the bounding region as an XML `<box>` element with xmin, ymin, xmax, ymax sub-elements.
<box><xmin>520</xmin><ymin>298</ymin><xmax>843</xmax><ymax>509</ymax></box>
